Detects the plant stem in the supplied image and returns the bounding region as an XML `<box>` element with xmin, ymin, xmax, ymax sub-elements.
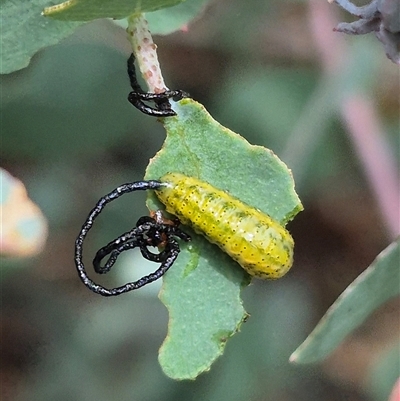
<box><xmin>126</xmin><ymin>14</ymin><xmax>168</xmax><ymax>93</ymax></box>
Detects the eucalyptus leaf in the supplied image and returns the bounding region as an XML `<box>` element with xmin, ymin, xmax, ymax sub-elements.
<box><xmin>1</xmin><ymin>0</ymin><xmax>81</xmax><ymax>74</ymax></box>
<box><xmin>145</xmin><ymin>98</ymin><xmax>303</xmax><ymax>379</ymax></box>
<box><xmin>291</xmin><ymin>238</ymin><xmax>400</xmax><ymax>364</ymax></box>
<box><xmin>43</xmin><ymin>0</ymin><xmax>184</xmax><ymax>21</ymax></box>
<box><xmin>2</xmin><ymin>0</ymin><xmax>197</xmax><ymax>74</ymax></box>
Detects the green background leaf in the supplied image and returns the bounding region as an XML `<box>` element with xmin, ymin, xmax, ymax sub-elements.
<box><xmin>1</xmin><ymin>0</ymin><xmax>81</xmax><ymax>74</ymax></box>
<box><xmin>291</xmin><ymin>238</ymin><xmax>400</xmax><ymax>364</ymax></box>
<box><xmin>43</xmin><ymin>0</ymin><xmax>184</xmax><ymax>21</ymax></box>
<box><xmin>145</xmin><ymin>98</ymin><xmax>303</xmax><ymax>379</ymax></box>
<box><xmin>2</xmin><ymin>0</ymin><xmax>211</xmax><ymax>74</ymax></box>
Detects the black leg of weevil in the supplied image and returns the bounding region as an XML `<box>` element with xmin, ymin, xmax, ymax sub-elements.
<box><xmin>92</xmin><ymin>216</ymin><xmax>168</xmax><ymax>274</ymax></box>
<box><xmin>93</xmin><ymin>230</ymin><xmax>143</xmax><ymax>274</ymax></box>
<box><xmin>140</xmin><ymin>231</ymin><xmax>191</xmax><ymax>263</ymax></box>
<box><xmin>127</xmin><ymin>54</ymin><xmax>188</xmax><ymax>101</ymax></box>
<box><xmin>136</xmin><ymin>216</ymin><xmax>189</xmax><ymax>262</ymax></box>
<box><xmin>128</xmin><ymin>92</ymin><xmax>177</xmax><ymax>117</ymax></box>
<box><xmin>153</xmin><ymin>89</ymin><xmax>190</xmax><ymax>116</ymax></box>
<box><xmin>93</xmin><ymin>218</ymin><xmax>167</xmax><ymax>272</ymax></box>
<box><xmin>127</xmin><ymin>53</ymin><xmax>189</xmax><ymax>117</ymax></box>
<box><xmin>167</xmin><ymin>225</ymin><xmax>192</xmax><ymax>243</ymax></box>
<box><xmin>127</xmin><ymin>53</ymin><xmax>174</xmax><ymax>116</ymax></box>
<box><xmin>75</xmin><ymin>180</ymin><xmax>167</xmax><ymax>296</ymax></box>
<box><xmin>127</xmin><ymin>53</ymin><xmax>145</xmax><ymax>94</ymax></box>
<box><xmin>84</xmin><ymin>238</ymin><xmax>181</xmax><ymax>297</ymax></box>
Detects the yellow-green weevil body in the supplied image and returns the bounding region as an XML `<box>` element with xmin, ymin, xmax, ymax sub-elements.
<box><xmin>155</xmin><ymin>173</ymin><xmax>294</xmax><ymax>279</ymax></box>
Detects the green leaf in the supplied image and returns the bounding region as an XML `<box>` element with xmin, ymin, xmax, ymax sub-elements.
<box><xmin>43</xmin><ymin>0</ymin><xmax>184</xmax><ymax>21</ymax></box>
<box><xmin>291</xmin><ymin>238</ymin><xmax>400</xmax><ymax>364</ymax></box>
<box><xmin>1</xmin><ymin>0</ymin><xmax>81</xmax><ymax>74</ymax></box>
<box><xmin>145</xmin><ymin>98</ymin><xmax>303</xmax><ymax>379</ymax></box>
<box><xmin>2</xmin><ymin>0</ymin><xmax>198</xmax><ymax>74</ymax></box>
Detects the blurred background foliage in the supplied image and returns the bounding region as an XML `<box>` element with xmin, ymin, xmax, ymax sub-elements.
<box><xmin>1</xmin><ymin>0</ymin><xmax>399</xmax><ymax>400</ymax></box>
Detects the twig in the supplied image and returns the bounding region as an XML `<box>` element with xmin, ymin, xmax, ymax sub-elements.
<box><xmin>126</xmin><ymin>14</ymin><xmax>168</xmax><ymax>93</ymax></box>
